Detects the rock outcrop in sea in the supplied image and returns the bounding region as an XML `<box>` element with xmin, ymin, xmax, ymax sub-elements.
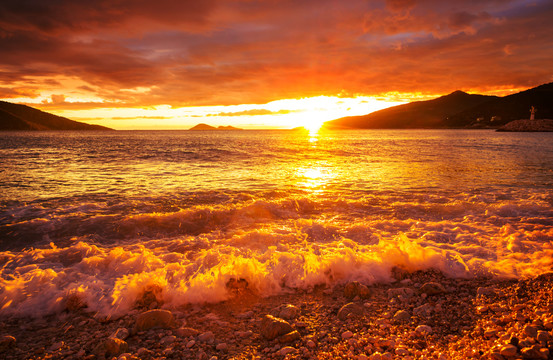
<box><xmin>496</xmin><ymin>119</ymin><xmax>553</xmax><ymax>132</ymax></box>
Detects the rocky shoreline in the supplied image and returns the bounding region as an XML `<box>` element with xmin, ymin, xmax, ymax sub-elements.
<box><xmin>496</xmin><ymin>119</ymin><xmax>553</xmax><ymax>132</ymax></box>
<box><xmin>1</xmin><ymin>270</ymin><xmax>552</xmax><ymax>360</ymax></box>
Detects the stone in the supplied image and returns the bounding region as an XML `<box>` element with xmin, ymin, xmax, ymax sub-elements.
<box><xmin>419</xmin><ymin>282</ymin><xmax>446</xmax><ymax>295</ymax></box>
<box><xmin>0</xmin><ymin>335</ymin><xmax>16</xmax><ymax>352</ymax></box>
<box><xmin>477</xmin><ymin>287</ymin><xmax>497</xmax><ymax>297</ymax></box>
<box><xmin>135</xmin><ymin>309</ymin><xmax>176</xmax><ymax>331</ymax></box>
<box><xmin>198</xmin><ymin>331</ymin><xmax>215</xmax><ymax>343</ymax></box>
<box><xmin>413</xmin><ymin>303</ymin><xmax>433</xmax><ymax>318</ymax></box>
<box><xmin>279</xmin><ymin>330</ymin><xmax>301</xmax><ymax>343</ymax></box>
<box><xmin>279</xmin><ymin>346</ymin><xmax>297</xmax><ymax>356</ymax></box>
<box><xmin>387</xmin><ymin>288</ymin><xmax>415</xmax><ymax>299</ymax></box>
<box><xmin>137</xmin><ymin>348</ymin><xmax>152</xmax><ymax>357</ymax></box>
<box><xmin>415</xmin><ymin>325</ymin><xmax>432</xmax><ymax>335</ymax></box>
<box><xmin>111</xmin><ymin>327</ymin><xmax>130</xmax><ymax>340</ymax></box>
<box><xmin>342</xmin><ymin>330</ymin><xmax>354</xmax><ymax>339</ymax></box>
<box><xmin>186</xmin><ymin>340</ymin><xmax>196</xmax><ymax>348</ymax></box>
<box><xmin>500</xmin><ymin>344</ymin><xmax>518</xmax><ymax>357</ymax></box>
<box><xmin>235</xmin><ymin>330</ymin><xmax>253</xmax><ymax>338</ymax></box>
<box><xmin>94</xmin><ymin>338</ymin><xmax>129</xmax><ymax>357</ymax></box>
<box><xmin>523</xmin><ymin>325</ymin><xmax>538</xmax><ymax>339</ymax></box>
<box><xmin>216</xmin><ymin>343</ymin><xmax>228</xmax><ymax>351</ymax></box>
<box><xmin>278</xmin><ymin>305</ymin><xmax>300</xmax><ymax>320</ymax></box>
<box><xmin>393</xmin><ymin>310</ymin><xmax>411</xmax><ymax>322</ymax></box>
<box><xmin>337</xmin><ymin>302</ymin><xmax>364</xmax><ymax>321</ymax></box>
<box><xmin>160</xmin><ymin>335</ymin><xmax>176</xmax><ymax>345</ymax></box>
<box><xmin>395</xmin><ymin>347</ymin><xmax>409</xmax><ymax>356</ymax></box>
<box><xmin>174</xmin><ymin>327</ymin><xmax>200</xmax><ymax>337</ymax></box>
<box><xmin>260</xmin><ymin>315</ymin><xmax>293</xmax><ymax>340</ymax></box>
<box><xmin>306</xmin><ymin>340</ymin><xmax>316</xmax><ymax>348</ymax></box>
<box><xmin>49</xmin><ymin>341</ymin><xmax>64</xmax><ymax>351</ymax></box>
<box><xmin>236</xmin><ymin>310</ymin><xmax>254</xmax><ymax>319</ymax></box>
<box><xmin>344</xmin><ymin>281</ymin><xmax>371</xmax><ymax>299</ymax></box>
<box><xmin>537</xmin><ymin>330</ymin><xmax>550</xmax><ymax>343</ymax></box>
<box><xmin>521</xmin><ymin>345</ymin><xmax>547</xmax><ymax>359</ymax></box>
<box><xmin>477</xmin><ymin>305</ymin><xmax>489</xmax><ymax>313</ymax></box>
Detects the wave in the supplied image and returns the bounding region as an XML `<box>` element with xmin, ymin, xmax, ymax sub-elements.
<box><xmin>1</xmin><ymin>190</ymin><xmax>552</xmax><ymax>318</ymax></box>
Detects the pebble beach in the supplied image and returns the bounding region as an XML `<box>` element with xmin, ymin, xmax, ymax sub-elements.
<box><xmin>2</xmin><ymin>270</ymin><xmax>552</xmax><ymax>360</ymax></box>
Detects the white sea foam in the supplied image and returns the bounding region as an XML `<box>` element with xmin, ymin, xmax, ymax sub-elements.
<box><xmin>1</xmin><ymin>193</ymin><xmax>552</xmax><ymax>318</ymax></box>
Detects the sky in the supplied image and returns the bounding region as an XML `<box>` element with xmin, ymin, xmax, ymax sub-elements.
<box><xmin>1</xmin><ymin>0</ymin><xmax>552</xmax><ymax>130</ymax></box>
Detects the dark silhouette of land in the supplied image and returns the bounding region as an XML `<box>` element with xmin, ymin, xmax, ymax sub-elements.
<box><xmin>324</xmin><ymin>82</ymin><xmax>553</xmax><ymax>130</ymax></box>
<box><xmin>189</xmin><ymin>123</ymin><xmax>243</xmax><ymax>131</ymax></box>
<box><xmin>0</xmin><ymin>101</ymin><xmax>113</xmax><ymax>131</ymax></box>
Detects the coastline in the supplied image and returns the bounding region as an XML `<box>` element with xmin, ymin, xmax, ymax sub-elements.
<box><xmin>1</xmin><ymin>271</ymin><xmax>551</xmax><ymax>360</ymax></box>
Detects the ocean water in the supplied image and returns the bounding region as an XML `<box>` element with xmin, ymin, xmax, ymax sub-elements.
<box><xmin>1</xmin><ymin>129</ymin><xmax>552</xmax><ymax>317</ymax></box>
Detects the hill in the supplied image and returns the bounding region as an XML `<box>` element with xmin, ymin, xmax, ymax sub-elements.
<box><xmin>189</xmin><ymin>123</ymin><xmax>243</xmax><ymax>130</ymax></box>
<box><xmin>0</xmin><ymin>101</ymin><xmax>113</xmax><ymax>131</ymax></box>
<box><xmin>446</xmin><ymin>82</ymin><xmax>553</xmax><ymax>127</ymax></box>
<box><xmin>323</xmin><ymin>82</ymin><xmax>553</xmax><ymax>129</ymax></box>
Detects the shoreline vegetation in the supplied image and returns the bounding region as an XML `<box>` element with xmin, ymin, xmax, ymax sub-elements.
<box><xmin>1</xmin><ymin>270</ymin><xmax>552</xmax><ymax>359</ymax></box>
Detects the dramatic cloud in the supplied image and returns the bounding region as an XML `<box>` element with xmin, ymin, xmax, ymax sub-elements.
<box><xmin>0</xmin><ymin>0</ymin><xmax>552</xmax><ymax>111</ymax></box>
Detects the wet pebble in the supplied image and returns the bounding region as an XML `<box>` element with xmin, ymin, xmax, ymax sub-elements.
<box><xmin>198</xmin><ymin>331</ymin><xmax>215</xmax><ymax>343</ymax></box>
<box><xmin>279</xmin><ymin>330</ymin><xmax>301</xmax><ymax>343</ymax></box>
<box><xmin>279</xmin><ymin>346</ymin><xmax>297</xmax><ymax>356</ymax></box>
<box><xmin>0</xmin><ymin>335</ymin><xmax>16</xmax><ymax>352</ymax></box>
<box><xmin>500</xmin><ymin>344</ymin><xmax>518</xmax><ymax>357</ymax></box>
<box><xmin>419</xmin><ymin>282</ymin><xmax>446</xmax><ymax>295</ymax></box>
<box><xmin>337</xmin><ymin>303</ymin><xmax>364</xmax><ymax>321</ymax></box>
<box><xmin>341</xmin><ymin>330</ymin><xmax>354</xmax><ymax>339</ymax></box>
<box><xmin>260</xmin><ymin>315</ymin><xmax>293</xmax><ymax>340</ymax></box>
<box><xmin>393</xmin><ymin>310</ymin><xmax>411</xmax><ymax>322</ymax></box>
<box><xmin>216</xmin><ymin>342</ymin><xmax>228</xmax><ymax>351</ymax></box>
<box><xmin>134</xmin><ymin>309</ymin><xmax>175</xmax><ymax>331</ymax></box>
<box><xmin>415</xmin><ymin>325</ymin><xmax>432</xmax><ymax>335</ymax></box>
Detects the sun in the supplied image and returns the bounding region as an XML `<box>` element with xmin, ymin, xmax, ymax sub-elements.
<box><xmin>303</xmin><ymin>115</ymin><xmax>325</xmax><ymax>134</ymax></box>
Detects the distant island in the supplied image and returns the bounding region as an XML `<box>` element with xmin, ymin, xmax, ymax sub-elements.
<box><xmin>323</xmin><ymin>82</ymin><xmax>553</xmax><ymax>130</ymax></box>
<box><xmin>188</xmin><ymin>123</ymin><xmax>243</xmax><ymax>131</ymax></box>
<box><xmin>0</xmin><ymin>101</ymin><xmax>113</xmax><ymax>131</ymax></box>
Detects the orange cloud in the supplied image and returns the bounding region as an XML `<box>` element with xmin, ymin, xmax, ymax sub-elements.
<box><xmin>0</xmin><ymin>0</ymin><xmax>551</xmax><ymax>111</ymax></box>
<box><xmin>208</xmin><ymin>109</ymin><xmax>298</xmax><ymax>117</ymax></box>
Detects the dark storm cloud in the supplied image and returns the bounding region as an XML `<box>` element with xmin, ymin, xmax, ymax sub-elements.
<box><xmin>0</xmin><ymin>0</ymin><xmax>217</xmax><ymax>34</ymax></box>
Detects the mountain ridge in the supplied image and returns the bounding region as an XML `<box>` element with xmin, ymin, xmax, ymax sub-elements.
<box><xmin>0</xmin><ymin>101</ymin><xmax>113</xmax><ymax>131</ymax></box>
<box><xmin>324</xmin><ymin>82</ymin><xmax>553</xmax><ymax>129</ymax></box>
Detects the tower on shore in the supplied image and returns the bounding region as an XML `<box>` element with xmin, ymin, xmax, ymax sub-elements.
<box><xmin>530</xmin><ymin>106</ymin><xmax>536</xmax><ymax>120</ymax></box>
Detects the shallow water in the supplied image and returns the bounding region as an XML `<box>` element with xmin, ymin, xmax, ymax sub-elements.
<box><xmin>1</xmin><ymin>129</ymin><xmax>552</xmax><ymax>316</ymax></box>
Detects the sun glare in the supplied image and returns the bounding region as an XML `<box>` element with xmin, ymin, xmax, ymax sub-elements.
<box><xmin>19</xmin><ymin>94</ymin><xmax>406</xmax><ymax>130</ymax></box>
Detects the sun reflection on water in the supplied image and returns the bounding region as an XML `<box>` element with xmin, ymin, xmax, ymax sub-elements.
<box><xmin>297</xmin><ymin>166</ymin><xmax>333</xmax><ymax>191</ymax></box>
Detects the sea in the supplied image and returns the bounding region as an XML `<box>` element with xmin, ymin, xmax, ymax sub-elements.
<box><xmin>1</xmin><ymin>129</ymin><xmax>552</xmax><ymax>317</ymax></box>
